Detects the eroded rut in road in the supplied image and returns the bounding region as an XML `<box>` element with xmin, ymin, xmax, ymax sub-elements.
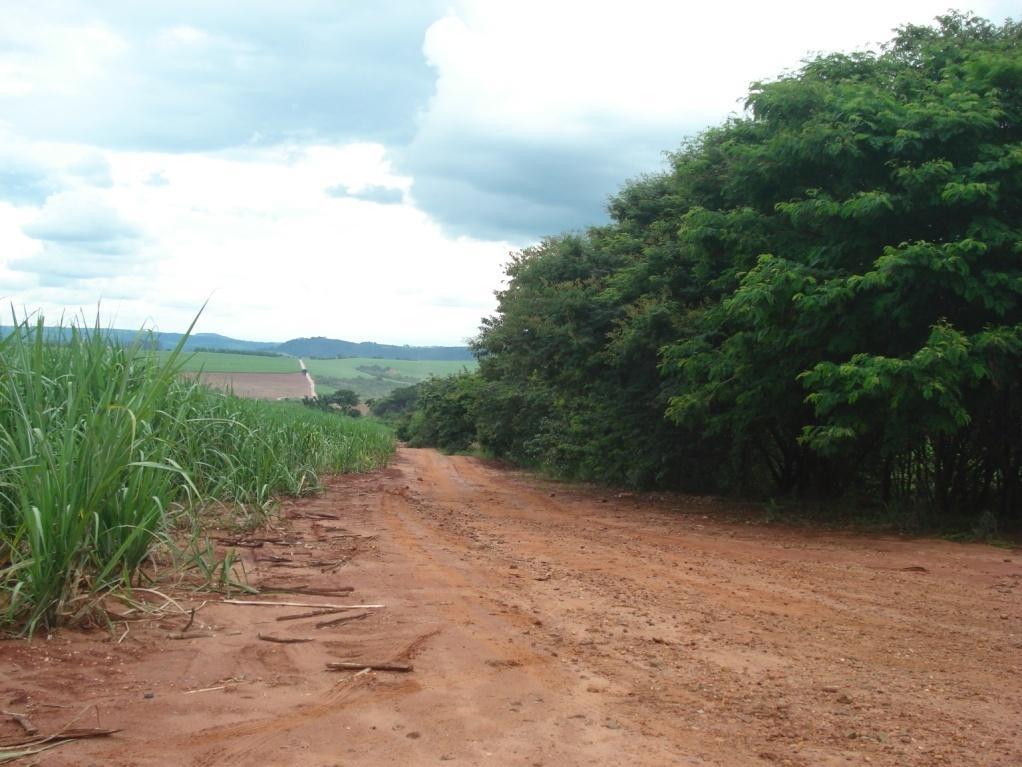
<box><xmin>1</xmin><ymin>448</ymin><xmax>1019</xmax><ymax>766</ymax></box>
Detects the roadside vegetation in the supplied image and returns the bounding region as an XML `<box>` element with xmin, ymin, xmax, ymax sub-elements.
<box><xmin>0</xmin><ymin>317</ymin><xmax>394</xmax><ymax>634</ymax></box>
<box><xmin>385</xmin><ymin>14</ymin><xmax>1021</xmax><ymax>532</ymax></box>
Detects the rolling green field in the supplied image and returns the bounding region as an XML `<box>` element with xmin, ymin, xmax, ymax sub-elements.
<box><xmin>305</xmin><ymin>357</ymin><xmax>477</xmax><ymax>400</ymax></box>
<box><xmin>159</xmin><ymin>350</ymin><xmax>301</xmax><ymax>373</ymax></box>
<box><xmin>161</xmin><ymin>350</ymin><xmax>476</xmax><ymax>399</ymax></box>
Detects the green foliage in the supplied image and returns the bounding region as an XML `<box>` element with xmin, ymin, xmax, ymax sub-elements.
<box><xmin>401</xmin><ymin>13</ymin><xmax>1022</xmax><ymax>525</ymax></box>
<box><xmin>370</xmin><ymin>384</ymin><xmax>420</xmax><ymax>419</ymax></box>
<box><xmin>302</xmin><ymin>388</ymin><xmax>361</xmax><ymax>416</ymax></box>
<box><xmin>401</xmin><ymin>373</ymin><xmax>483</xmax><ymax>453</ymax></box>
<box><xmin>324</xmin><ymin>388</ymin><xmax>359</xmax><ymax>407</ymax></box>
<box><xmin>0</xmin><ymin>316</ymin><xmax>394</xmax><ymax>633</ymax></box>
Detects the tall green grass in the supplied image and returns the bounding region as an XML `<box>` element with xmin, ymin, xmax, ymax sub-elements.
<box><xmin>0</xmin><ymin>316</ymin><xmax>393</xmax><ymax>633</ymax></box>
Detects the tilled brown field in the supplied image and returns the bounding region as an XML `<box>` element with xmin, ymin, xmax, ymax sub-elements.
<box><xmin>186</xmin><ymin>371</ymin><xmax>311</xmax><ymax>399</ymax></box>
<box><xmin>1</xmin><ymin>448</ymin><xmax>1019</xmax><ymax>765</ymax></box>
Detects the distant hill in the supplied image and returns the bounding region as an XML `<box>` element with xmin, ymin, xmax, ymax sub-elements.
<box><xmin>0</xmin><ymin>326</ymin><xmax>474</xmax><ymax>361</ymax></box>
<box><xmin>155</xmin><ymin>332</ymin><xmax>281</xmax><ymax>353</ymax></box>
<box><xmin>0</xmin><ymin>327</ymin><xmax>280</xmax><ymax>353</ymax></box>
<box><xmin>276</xmin><ymin>337</ymin><xmax>475</xmax><ymax>361</ymax></box>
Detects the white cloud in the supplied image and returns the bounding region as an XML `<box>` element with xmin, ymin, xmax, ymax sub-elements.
<box><xmin>22</xmin><ymin>190</ymin><xmax>139</xmax><ymax>245</ymax></box>
<box><xmin>0</xmin><ymin>141</ymin><xmax>510</xmax><ymax>343</ymax></box>
<box><xmin>405</xmin><ymin>0</ymin><xmax>1019</xmax><ymax>238</ymax></box>
<box><xmin>0</xmin><ymin>1</ymin><xmax>1016</xmax><ymax>343</ymax></box>
<box><xmin>426</xmin><ymin>1</ymin><xmax>999</xmax><ymax>135</ymax></box>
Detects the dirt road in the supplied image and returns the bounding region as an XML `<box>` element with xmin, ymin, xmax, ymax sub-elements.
<box><xmin>2</xmin><ymin>449</ymin><xmax>1019</xmax><ymax>765</ymax></box>
<box><xmin>298</xmin><ymin>358</ymin><xmax>316</xmax><ymax>398</ymax></box>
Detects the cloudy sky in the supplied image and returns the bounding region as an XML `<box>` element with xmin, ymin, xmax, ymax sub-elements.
<box><xmin>0</xmin><ymin>1</ymin><xmax>1016</xmax><ymax>344</ymax></box>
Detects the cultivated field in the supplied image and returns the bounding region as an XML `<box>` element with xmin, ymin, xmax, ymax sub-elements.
<box><xmin>187</xmin><ymin>371</ymin><xmax>313</xmax><ymax>400</ymax></box>
<box><xmin>305</xmin><ymin>357</ymin><xmax>476</xmax><ymax>398</ymax></box>
<box><xmin>160</xmin><ymin>350</ymin><xmax>301</xmax><ymax>373</ymax></box>
<box><xmin>166</xmin><ymin>351</ymin><xmax>475</xmax><ymax>400</ymax></box>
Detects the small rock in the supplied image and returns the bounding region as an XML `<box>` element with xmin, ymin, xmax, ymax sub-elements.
<box><xmin>143</xmin><ymin>691</ymin><xmax>155</xmax><ymax>699</ymax></box>
<box><xmin>406</xmin><ymin>731</ymin><xmax>421</xmax><ymax>739</ymax></box>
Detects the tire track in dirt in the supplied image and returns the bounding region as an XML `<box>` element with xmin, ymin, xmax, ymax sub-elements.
<box><xmin>1</xmin><ymin>448</ymin><xmax>1018</xmax><ymax>766</ymax></box>
<box><xmin>386</xmin><ymin>449</ymin><xmax>1021</xmax><ymax>766</ymax></box>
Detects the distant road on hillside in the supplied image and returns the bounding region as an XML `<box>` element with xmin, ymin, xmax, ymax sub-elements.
<box><xmin>298</xmin><ymin>358</ymin><xmax>316</xmax><ymax>398</ymax></box>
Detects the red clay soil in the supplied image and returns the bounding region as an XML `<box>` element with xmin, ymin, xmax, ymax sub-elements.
<box><xmin>1</xmin><ymin>448</ymin><xmax>1019</xmax><ymax>766</ymax></box>
<box><xmin>186</xmin><ymin>371</ymin><xmax>311</xmax><ymax>400</ymax></box>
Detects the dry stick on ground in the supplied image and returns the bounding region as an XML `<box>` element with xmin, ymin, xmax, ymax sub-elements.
<box><xmin>392</xmin><ymin>628</ymin><xmax>442</xmax><ymax>661</ymax></box>
<box><xmin>213</xmin><ymin>539</ymin><xmax>263</xmax><ymax>548</ymax></box>
<box><xmin>222</xmin><ymin>599</ymin><xmax>383</xmax><ymax>609</ymax></box>
<box><xmin>255</xmin><ymin>552</ymin><xmax>312</xmax><ymax>562</ymax></box>
<box><xmin>315</xmin><ymin>611</ymin><xmax>368</xmax><ymax>629</ymax></box>
<box><xmin>256</xmin><ymin>633</ymin><xmax>314</xmax><ymax>644</ymax></box>
<box><xmin>0</xmin><ymin>705</ymin><xmax>120</xmax><ymax>751</ymax></box>
<box><xmin>256</xmin><ymin>587</ymin><xmax>355</xmax><ymax>597</ymax></box>
<box><xmin>104</xmin><ymin>609</ymin><xmax>147</xmax><ymax>622</ymax></box>
<box><xmin>167</xmin><ymin>632</ymin><xmax>214</xmax><ymax>640</ymax></box>
<box><xmin>322</xmin><ymin>627</ymin><xmax>437</xmax><ymax>673</ymax></box>
<box><xmin>325</xmin><ymin>662</ymin><xmax>413</xmax><ymax>673</ymax></box>
<box><xmin>0</xmin><ymin>727</ymin><xmax>120</xmax><ymax>749</ymax></box>
<box><xmin>276</xmin><ymin>607</ymin><xmax>350</xmax><ymax>622</ymax></box>
<box><xmin>2</xmin><ymin>711</ymin><xmax>36</xmax><ymax>736</ymax></box>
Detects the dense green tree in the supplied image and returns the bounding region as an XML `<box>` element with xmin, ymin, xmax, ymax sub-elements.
<box><xmin>324</xmin><ymin>388</ymin><xmax>359</xmax><ymax>408</ymax></box>
<box><xmin>405</xmin><ymin>13</ymin><xmax>1022</xmax><ymax>526</ymax></box>
<box><xmin>370</xmin><ymin>384</ymin><xmax>419</xmax><ymax>418</ymax></box>
<box><xmin>402</xmin><ymin>373</ymin><xmax>483</xmax><ymax>452</ymax></box>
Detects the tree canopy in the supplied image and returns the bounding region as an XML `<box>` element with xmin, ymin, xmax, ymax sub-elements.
<box><xmin>396</xmin><ymin>14</ymin><xmax>1022</xmax><ymax>528</ymax></box>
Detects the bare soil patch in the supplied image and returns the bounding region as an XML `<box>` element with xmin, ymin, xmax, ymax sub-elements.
<box><xmin>186</xmin><ymin>371</ymin><xmax>311</xmax><ymax>400</ymax></box>
<box><xmin>1</xmin><ymin>448</ymin><xmax>1019</xmax><ymax>765</ymax></box>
